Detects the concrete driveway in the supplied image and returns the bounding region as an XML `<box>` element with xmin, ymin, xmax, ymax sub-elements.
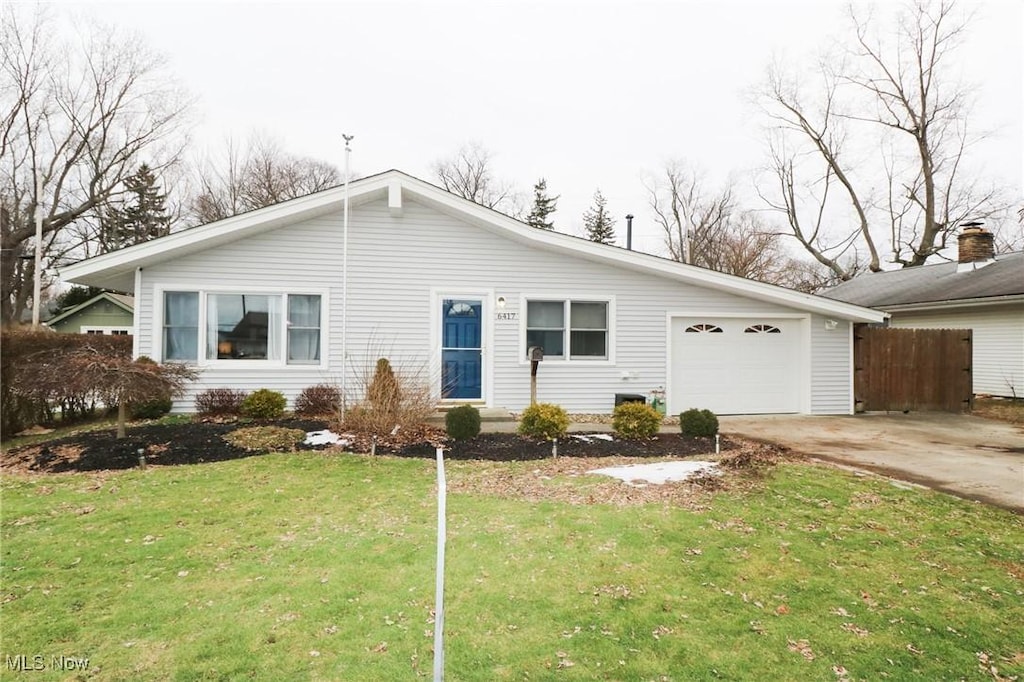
<box><xmin>719</xmin><ymin>413</ymin><xmax>1024</xmax><ymax>513</ymax></box>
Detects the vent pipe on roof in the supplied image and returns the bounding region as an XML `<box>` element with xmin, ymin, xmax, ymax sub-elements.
<box><xmin>625</xmin><ymin>214</ymin><xmax>634</xmax><ymax>250</ymax></box>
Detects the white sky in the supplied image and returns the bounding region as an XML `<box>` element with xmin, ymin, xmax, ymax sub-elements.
<box><xmin>59</xmin><ymin>0</ymin><xmax>1024</xmax><ymax>255</ymax></box>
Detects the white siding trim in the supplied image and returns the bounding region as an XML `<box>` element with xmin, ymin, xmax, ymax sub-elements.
<box><xmin>132</xmin><ymin>267</ymin><xmax>142</xmax><ymax>359</ymax></box>
<box><xmin>81</xmin><ymin>326</ymin><xmax>132</xmax><ymax>335</ymax></box>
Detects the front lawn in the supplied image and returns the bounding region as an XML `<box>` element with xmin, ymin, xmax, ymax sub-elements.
<box><xmin>2</xmin><ymin>453</ymin><xmax>1021</xmax><ymax>680</ymax></box>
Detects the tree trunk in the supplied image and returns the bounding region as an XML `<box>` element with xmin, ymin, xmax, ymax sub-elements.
<box><xmin>117</xmin><ymin>401</ymin><xmax>127</xmax><ymax>439</ymax></box>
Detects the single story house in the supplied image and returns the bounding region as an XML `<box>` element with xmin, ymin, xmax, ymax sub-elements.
<box><xmin>59</xmin><ymin>170</ymin><xmax>885</xmax><ymax>415</ymax></box>
<box><xmin>825</xmin><ymin>227</ymin><xmax>1024</xmax><ymax>398</ymax></box>
<box><xmin>44</xmin><ymin>292</ymin><xmax>135</xmax><ymax>335</ymax></box>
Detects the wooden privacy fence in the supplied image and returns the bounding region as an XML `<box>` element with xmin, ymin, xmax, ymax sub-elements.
<box><xmin>854</xmin><ymin>326</ymin><xmax>973</xmax><ymax>413</ymax></box>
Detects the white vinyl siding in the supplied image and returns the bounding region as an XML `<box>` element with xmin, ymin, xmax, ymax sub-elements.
<box><xmin>137</xmin><ymin>196</ymin><xmax>856</xmax><ymax>413</ymax></box>
<box><xmin>889</xmin><ymin>306</ymin><xmax>1024</xmax><ymax>397</ymax></box>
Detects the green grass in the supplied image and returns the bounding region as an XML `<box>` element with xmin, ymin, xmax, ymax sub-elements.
<box><xmin>2</xmin><ymin>454</ymin><xmax>1022</xmax><ymax>681</ymax></box>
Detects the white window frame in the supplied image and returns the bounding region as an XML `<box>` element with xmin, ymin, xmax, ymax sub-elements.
<box><xmin>519</xmin><ymin>294</ymin><xmax>615</xmax><ymax>365</ymax></box>
<box><xmin>81</xmin><ymin>326</ymin><xmax>133</xmax><ymax>335</ymax></box>
<box><xmin>153</xmin><ymin>285</ymin><xmax>329</xmax><ymax>369</ymax></box>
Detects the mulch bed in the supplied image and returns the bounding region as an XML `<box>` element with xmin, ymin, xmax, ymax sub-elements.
<box><xmin>1</xmin><ymin>419</ymin><xmax>740</xmax><ymax>474</ymax></box>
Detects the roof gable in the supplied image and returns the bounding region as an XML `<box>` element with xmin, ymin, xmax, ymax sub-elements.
<box><xmin>44</xmin><ymin>292</ymin><xmax>135</xmax><ymax>327</ymax></box>
<box><xmin>59</xmin><ymin>170</ymin><xmax>885</xmax><ymax>323</ymax></box>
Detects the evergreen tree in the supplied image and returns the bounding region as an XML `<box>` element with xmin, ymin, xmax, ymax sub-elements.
<box><xmin>525</xmin><ymin>178</ymin><xmax>558</xmax><ymax>230</ymax></box>
<box><xmin>100</xmin><ymin>164</ymin><xmax>172</xmax><ymax>252</ymax></box>
<box><xmin>583</xmin><ymin>189</ymin><xmax>616</xmax><ymax>244</ymax></box>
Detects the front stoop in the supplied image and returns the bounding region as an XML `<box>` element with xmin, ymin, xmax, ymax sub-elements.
<box><xmin>427</xmin><ymin>406</ymin><xmax>516</xmax><ymax>424</ymax></box>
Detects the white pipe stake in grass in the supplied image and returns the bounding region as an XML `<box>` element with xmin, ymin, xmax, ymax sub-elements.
<box><xmin>433</xmin><ymin>446</ymin><xmax>447</xmax><ymax>681</ymax></box>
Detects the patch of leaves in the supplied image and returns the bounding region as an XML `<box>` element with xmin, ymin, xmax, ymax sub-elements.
<box><xmin>222</xmin><ymin>426</ymin><xmax>307</xmax><ymax>453</ymax></box>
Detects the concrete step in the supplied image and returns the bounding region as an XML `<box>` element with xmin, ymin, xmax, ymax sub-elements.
<box><xmin>426</xmin><ymin>406</ymin><xmax>516</xmax><ymax>423</ymax></box>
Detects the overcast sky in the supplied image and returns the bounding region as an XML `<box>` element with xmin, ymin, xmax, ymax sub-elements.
<box><xmin>60</xmin><ymin>0</ymin><xmax>1023</xmax><ymax>255</ymax></box>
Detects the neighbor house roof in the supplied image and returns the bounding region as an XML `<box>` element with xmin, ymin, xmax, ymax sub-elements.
<box><xmin>59</xmin><ymin>170</ymin><xmax>886</xmax><ymax>324</ymax></box>
<box><xmin>824</xmin><ymin>252</ymin><xmax>1024</xmax><ymax>312</ymax></box>
<box><xmin>44</xmin><ymin>292</ymin><xmax>135</xmax><ymax>327</ymax></box>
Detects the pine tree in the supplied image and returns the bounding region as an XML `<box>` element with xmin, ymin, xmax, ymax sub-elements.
<box><xmin>583</xmin><ymin>189</ymin><xmax>616</xmax><ymax>244</ymax></box>
<box><xmin>100</xmin><ymin>164</ymin><xmax>172</xmax><ymax>252</ymax></box>
<box><xmin>525</xmin><ymin>178</ymin><xmax>558</xmax><ymax>230</ymax></box>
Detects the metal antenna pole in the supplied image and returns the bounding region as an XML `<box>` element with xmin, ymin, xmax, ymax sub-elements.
<box><xmin>341</xmin><ymin>134</ymin><xmax>354</xmax><ymax>405</ymax></box>
<box><xmin>32</xmin><ymin>174</ymin><xmax>43</xmax><ymax>328</ymax></box>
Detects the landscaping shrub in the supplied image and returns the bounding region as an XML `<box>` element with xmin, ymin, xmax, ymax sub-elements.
<box><xmin>338</xmin><ymin>353</ymin><xmax>436</xmax><ymax>437</ymax></box>
<box><xmin>130</xmin><ymin>396</ymin><xmax>173</xmax><ymax>420</ymax></box>
<box><xmin>1</xmin><ymin>330</ymin><xmax>133</xmax><ymax>438</ymax></box>
<box><xmin>295</xmin><ymin>384</ymin><xmax>342</xmax><ymax>416</ymax></box>
<box><xmin>612</xmin><ymin>401</ymin><xmax>662</xmax><ymax>439</ymax></box>
<box><xmin>367</xmin><ymin>358</ymin><xmax>401</xmax><ymax>416</ymax></box>
<box><xmin>195</xmin><ymin>388</ymin><xmax>247</xmax><ymax>416</ymax></box>
<box><xmin>240</xmin><ymin>389</ymin><xmax>287</xmax><ymax>420</ymax></box>
<box><xmin>679</xmin><ymin>408</ymin><xmax>719</xmax><ymax>437</ymax></box>
<box><xmin>445</xmin><ymin>404</ymin><xmax>481</xmax><ymax>441</ymax></box>
<box><xmin>223</xmin><ymin>426</ymin><xmax>306</xmax><ymax>452</ymax></box>
<box><xmin>518</xmin><ymin>403</ymin><xmax>569</xmax><ymax>440</ymax></box>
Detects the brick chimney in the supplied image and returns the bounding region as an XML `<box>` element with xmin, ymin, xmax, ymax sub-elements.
<box><xmin>957</xmin><ymin>223</ymin><xmax>995</xmax><ymax>264</ymax></box>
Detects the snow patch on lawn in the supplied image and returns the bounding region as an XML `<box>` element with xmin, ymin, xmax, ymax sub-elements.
<box><xmin>589</xmin><ymin>460</ymin><xmax>719</xmax><ymax>486</ymax></box>
<box><xmin>570</xmin><ymin>433</ymin><xmax>614</xmax><ymax>442</ymax></box>
<box><xmin>305</xmin><ymin>430</ymin><xmax>350</xmax><ymax>447</ymax></box>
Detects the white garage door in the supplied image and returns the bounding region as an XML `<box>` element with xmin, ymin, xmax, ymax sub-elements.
<box><xmin>670</xmin><ymin>317</ymin><xmax>803</xmax><ymax>415</ymax></box>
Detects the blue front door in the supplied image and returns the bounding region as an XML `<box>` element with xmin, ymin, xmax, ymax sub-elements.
<box><xmin>442</xmin><ymin>298</ymin><xmax>482</xmax><ymax>400</ymax></box>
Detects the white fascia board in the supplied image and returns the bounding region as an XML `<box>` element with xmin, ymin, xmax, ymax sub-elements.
<box><xmin>880</xmin><ymin>295</ymin><xmax>1024</xmax><ymax>313</ymax></box>
<box><xmin>58</xmin><ymin>173</ymin><xmax>395</xmax><ymax>289</ymax></box>
<box><xmin>398</xmin><ymin>174</ymin><xmax>888</xmax><ymax>324</ymax></box>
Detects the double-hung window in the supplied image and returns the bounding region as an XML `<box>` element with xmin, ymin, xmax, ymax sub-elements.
<box><xmin>161</xmin><ymin>290</ymin><xmax>322</xmax><ymax>365</ymax></box>
<box><xmin>525</xmin><ymin>299</ymin><xmax>609</xmax><ymax>361</ymax></box>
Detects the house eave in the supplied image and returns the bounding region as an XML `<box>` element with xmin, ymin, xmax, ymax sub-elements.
<box><xmin>878</xmin><ymin>294</ymin><xmax>1024</xmax><ymax>313</ymax></box>
<box><xmin>57</xmin><ymin>169</ymin><xmax>888</xmax><ymax>324</ymax></box>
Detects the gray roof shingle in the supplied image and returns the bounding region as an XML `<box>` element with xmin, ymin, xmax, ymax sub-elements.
<box><xmin>823</xmin><ymin>251</ymin><xmax>1024</xmax><ymax>307</ymax></box>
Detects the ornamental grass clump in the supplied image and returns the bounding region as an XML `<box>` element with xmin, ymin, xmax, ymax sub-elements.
<box><xmin>445</xmin><ymin>404</ymin><xmax>481</xmax><ymax>441</ymax></box>
<box><xmin>518</xmin><ymin>403</ymin><xmax>569</xmax><ymax>440</ymax></box>
<box><xmin>612</xmin><ymin>401</ymin><xmax>662</xmax><ymax>439</ymax></box>
<box><xmin>240</xmin><ymin>389</ymin><xmax>287</xmax><ymax>420</ymax></box>
<box><xmin>679</xmin><ymin>408</ymin><xmax>719</xmax><ymax>437</ymax></box>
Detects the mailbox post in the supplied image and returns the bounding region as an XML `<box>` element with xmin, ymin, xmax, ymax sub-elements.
<box><xmin>528</xmin><ymin>346</ymin><xmax>544</xmax><ymax>405</ymax></box>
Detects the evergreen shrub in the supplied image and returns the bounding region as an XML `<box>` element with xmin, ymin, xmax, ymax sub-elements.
<box><xmin>518</xmin><ymin>403</ymin><xmax>569</xmax><ymax>440</ymax></box>
<box><xmin>679</xmin><ymin>408</ymin><xmax>719</xmax><ymax>437</ymax></box>
<box><xmin>445</xmin><ymin>404</ymin><xmax>481</xmax><ymax>441</ymax></box>
<box><xmin>612</xmin><ymin>402</ymin><xmax>662</xmax><ymax>439</ymax></box>
<box><xmin>240</xmin><ymin>389</ymin><xmax>287</xmax><ymax>420</ymax></box>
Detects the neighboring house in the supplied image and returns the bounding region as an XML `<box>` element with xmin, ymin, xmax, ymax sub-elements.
<box><xmin>825</xmin><ymin>227</ymin><xmax>1024</xmax><ymax>398</ymax></box>
<box><xmin>44</xmin><ymin>292</ymin><xmax>135</xmax><ymax>335</ymax></box>
<box><xmin>59</xmin><ymin>170</ymin><xmax>885</xmax><ymax>415</ymax></box>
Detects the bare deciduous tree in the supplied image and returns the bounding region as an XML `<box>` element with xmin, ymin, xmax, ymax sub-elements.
<box><xmin>644</xmin><ymin>161</ymin><xmax>735</xmax><ymax>265</ymax></box>
<box><xmin>432</xmin><ymin>142</ymin><xmax>523</xmax><ymax>216</ymax></box>
<box><xmin>756</xmin><ymin>0</ymin><xmax>1009</xmax><ymax>278</ymax></box>
<box><xmin>0</xmin><ymin>6</ymin><xmax>193</xmax><ymax>324</ymax></box>
<box><xmin>190</xmin><ymin>134</ymin><xmax>340</xmax><ymax>224</ymax></box>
